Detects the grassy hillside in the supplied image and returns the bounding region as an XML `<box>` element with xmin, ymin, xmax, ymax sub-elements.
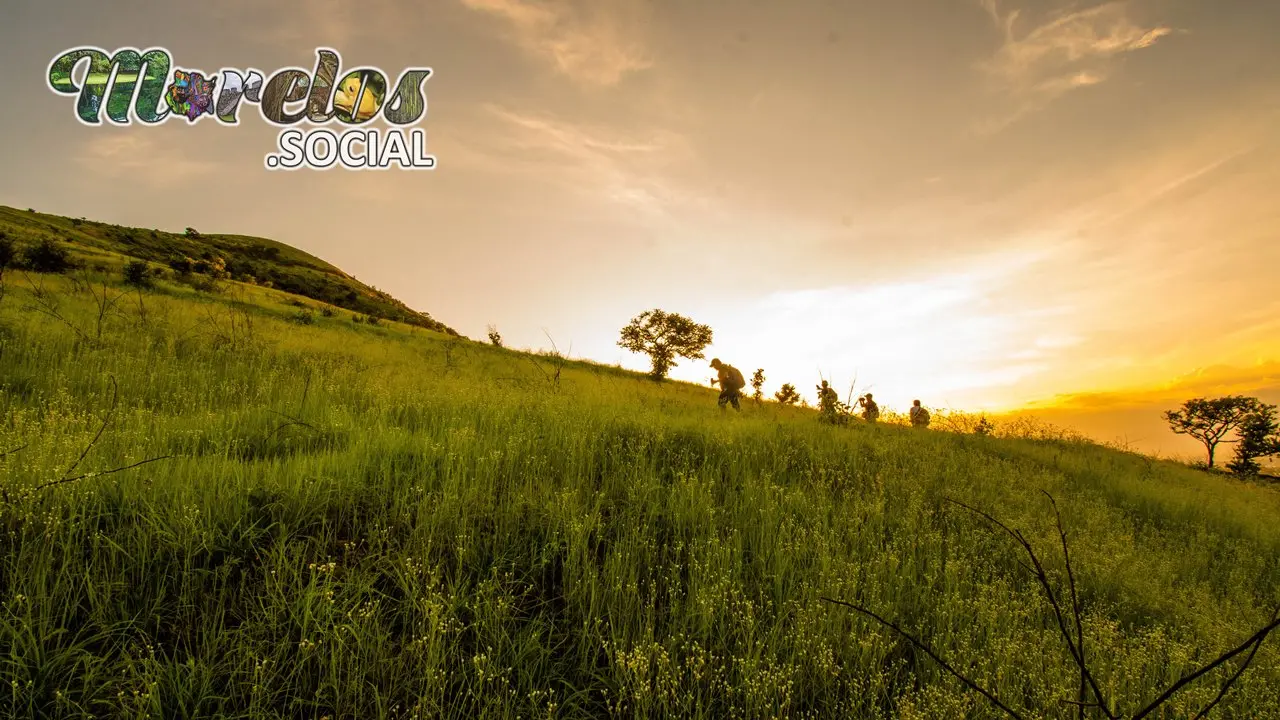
<box><xmin>1</xmin><ymin>264</ymin><xmax>1279</xmax><ymax>718</ymax></box>
<box><xmin>0</xmin><ymin>205</ymin><xmax>458</xmax><ymax>335</ymax></box>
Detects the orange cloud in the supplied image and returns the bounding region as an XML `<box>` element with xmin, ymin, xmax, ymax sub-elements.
<box><xmin>1029</xmin><ymin>361</ymin><xmax>1280</xmax><ymax>410</ymax></box>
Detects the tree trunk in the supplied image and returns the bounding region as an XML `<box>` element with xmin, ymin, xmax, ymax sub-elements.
<box><xmin>1207</xmin><ymin>443</ymin><xmax>1216</xmax><ymax>469</ymax></box>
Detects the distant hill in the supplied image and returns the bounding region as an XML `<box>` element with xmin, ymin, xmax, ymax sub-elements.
<box><xmin>0</xmin><ymin>205</ymin><xmax>458</xmax><ymax>336</ymax></box>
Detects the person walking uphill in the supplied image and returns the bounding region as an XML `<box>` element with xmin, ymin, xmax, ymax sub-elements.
<box><xmin>710</xmin><ymin>358</ymin><xmax>746</xmax><ymax>411</ymax></box>
<box><xmin>909</xmin><ymin>399</ymin><xmax>931</xmax><ymax>428</ymax></box>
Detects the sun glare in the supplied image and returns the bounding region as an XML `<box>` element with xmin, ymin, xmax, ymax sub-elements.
<box><xmin>665</xmin><ymin>246</ymin><xmax>1074</xmax><ymax>412</ymax></box>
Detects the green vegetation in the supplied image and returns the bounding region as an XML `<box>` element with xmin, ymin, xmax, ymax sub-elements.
<box><xmin>618</xmin><ymin>309</ymin><xmax>714</xmax><ymax>380</ymax></box>
<box><xmin>775</xmin><ymin>383</ymin><xmax>801</xmax><ymax>406</ymax></box>
<box><xmin>750</xmin><ymin>369</ymin><xmax>766</xmax><ymax>405</ymax></box>
<box><xmin>1227</xmin><ymin>405</ymin><xmax>1280</xmax><ymax>478</ymax></box>
<box><xmin>0</xmin><ymin>212</ymin><xmax>1278</xmax><ymax>718</ymax></box>
<box><xmin>0</xmin><ymin>206</ymin><xmax>456</xmax><ymax>335</ymax></box>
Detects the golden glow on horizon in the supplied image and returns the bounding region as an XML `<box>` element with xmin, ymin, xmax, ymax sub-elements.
<box><xmin>654</xmin><ymin>245</ymin><xmax>1071</xmax><ymax>412</ymax></box>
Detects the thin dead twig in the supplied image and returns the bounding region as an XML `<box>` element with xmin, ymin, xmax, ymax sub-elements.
<box><xmin>36</xmin><ymin>376</ymin><xmax>172</xmax><ymax>491</ymax></box>
<box><xmin>818</xmin><ymin>596</ymin><xmax>1026</xmax><ymax>720</ymax></box>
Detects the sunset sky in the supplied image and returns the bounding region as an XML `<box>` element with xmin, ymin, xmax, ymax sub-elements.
<box><xmin>3</xmin><ymin>0</ymin><xmax>1278</xmax><ymax>455</ymax></box>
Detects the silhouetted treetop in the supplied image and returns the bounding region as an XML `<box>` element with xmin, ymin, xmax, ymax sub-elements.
<box><xmin>618</xmin><ymin>309</ymin><xmax>713</xmax><ymax>380</ymax></box>
<box><xmin>1164</xmin><ymin>396</ymin><xmax>1267</xmax><ymax>469</ymax></box>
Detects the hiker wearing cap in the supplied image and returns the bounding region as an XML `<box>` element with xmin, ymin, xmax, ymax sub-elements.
<box><xmin>709</xmin><ymin>358</ymin><xmax>746</xmax><ymax>411</ymax></box>
<box><xmin>857</xmin><ymin>393</ymin><xmax>880</xmax><ymax>422</ymax></box>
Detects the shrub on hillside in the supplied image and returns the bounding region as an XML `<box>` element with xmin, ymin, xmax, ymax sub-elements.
<box><xmin>122</xmin><ymin>260</ymin><xmax>152</xmax><ymax>288</ymax></box>
<box><xmin>775</xmin><ymin>383</ymin><xmax>800</xmax><ymax>405</ymax></box>
<box><xmin>19</xmin><ymin>238</ymin><xmax>75</xmax><ymax>274</ymax></box>
<box><xmin>169</xmin><ymin>256</ymin><xmax>193</xmax><ymax>276</ymax></box>
<box><xmin>181</xmin><ymin>274</ymin><xmax>223</xmax><ymax>294</ymax></box>
<box><xmin>0</xmin><ymin>234</ymin><xmax>13</xmax><ymax>271</ymax></box>
<box><xmin>192</xmin><ymin>256</ymin><xmax>229</xmax><ymax>279</ymax></box>
<box><xmin>974</xmin><ymin>416</ymin><xmax>995</xmax><ymax>436</ymax></box>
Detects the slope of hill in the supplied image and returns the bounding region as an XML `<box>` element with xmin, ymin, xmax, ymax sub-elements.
<box><xmin>1</xmin><ymin>249</ymin><xmax>1279</xmax><ymax>717</ymax></box>
<box><xmin>0</xmin><ymin>205</ymin><xmax>458</xmax><ymax>335</ymax></box>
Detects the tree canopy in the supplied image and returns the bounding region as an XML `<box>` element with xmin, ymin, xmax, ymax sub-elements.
<box><xmin>1226</xmin><ymin>403</ymin><xmax>1280</xmax><ymax>476</ymax></box>
<box><xmin>1163</xmin><ymin>396</ymin><xmax>1268</xmax><ymax>469</ymax></box>
<box><xmin>617</xmin><ymin>309</ymin><xmax>713</xmax><ymax>380</ymax></box>
<box><xmin>775</xmin><ymin>383</ymin><xmax>801</xmax><ymax>406</ymax></box>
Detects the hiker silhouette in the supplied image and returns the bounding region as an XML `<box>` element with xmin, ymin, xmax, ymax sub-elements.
<box><xmin>710</xmin><ymin>358</ymin><xmax>745</xmax><ymax>411</ymax></box>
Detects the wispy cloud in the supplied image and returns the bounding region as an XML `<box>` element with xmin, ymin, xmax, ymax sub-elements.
<box><xmin>1084</xmin><ymin>146</ymin><xmax>1258</xmax><ymax>229</ymax></box>
<box><xmin>459</xmin><ymin>0</ymin><xmax>653</xmax><ymax>86</ymax></box>
<box><xmin>451</xmin><ymin>104</ymin><xmax>696</xmax><ymax>216</ymax></box>
<box><xmin>977</xmin><ymin>0</ymin><xmax>1173</xmax><ymax>128</ymax></box>
<box><xmin>77</xmin><ymin>132</ymin><xmax>219</xmax><ymax>187</ymax></box>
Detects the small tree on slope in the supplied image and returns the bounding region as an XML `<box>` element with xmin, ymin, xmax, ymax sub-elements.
<box><xmin>1227</xmin><ymin>403</ymin><xmax>1280</xmax><ymax>476</ymax></box>
<box><xmin>617</xmin><ymin>309</ymin><xmax>713</xmax><ymax>381</ymax></box>
<box><xmin>750</xmin><ymin>369</ymin><xmax>766</xmax><ymax>404</ymax></box>
<box><xmin>775</xmin><ymin>383</ymin><xmax>801</xmax><ymax>406</ymax></box>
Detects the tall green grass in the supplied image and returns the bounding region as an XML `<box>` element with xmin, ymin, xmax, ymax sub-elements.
<box><xmin>1</xmin><ymin>270</ymin><xmax>1278</xmax><ymax>719</ymax></box>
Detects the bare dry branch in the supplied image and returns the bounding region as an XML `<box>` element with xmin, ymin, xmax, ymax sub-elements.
<box><xmin>944</xmin><ymin>497</ymin><xmax>1116</xmax><ymax>718</ymax></box>
<box><xmin>32</xmin><ymin>375</ymin><xmax>174</xmax><ymax>492</ymax></box>
<box><xmin>1043</xmin><ymin>491</ymin><xmax>1088</xmax><ymax>720</ymax></box>
<box><xmin>59</xmin><ymin>376</ymin><xmax>119</xmax><ymax>482</ymax></box>
<box><xmin>1190</xmin><ymin>617</ymin><xmax>1272</xmax><ymax>720</ymax></box>
<box><xmin>22</xmin><ymin>271</ymin><xmax>93</xmax><ymax>343</ymax></box>
<box><xmin>819</xmin><ymin>596</ymin><xmax>1026</xmax><ymax>720</ymax></box>
<box><xmin>37</xmin><ymin>455</ymin><xmax>174</xmax><ymax>491</ymax></box>
<box><xmin>1133</xmin><ymin>610</ymin><xmax>1280</xmax><ymax>720</ymax></box>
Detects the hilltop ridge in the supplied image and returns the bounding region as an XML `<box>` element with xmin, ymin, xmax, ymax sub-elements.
<box><xmin>0</xmin><ymin>205</ymin><xmax>458</xmax><ymax>336</ymax></box>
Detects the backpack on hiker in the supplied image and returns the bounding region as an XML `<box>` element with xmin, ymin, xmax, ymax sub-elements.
<box><xmin>725</xmin><ymin>366</ymin><xmax>746</xmax><ymax>391</ymax></box>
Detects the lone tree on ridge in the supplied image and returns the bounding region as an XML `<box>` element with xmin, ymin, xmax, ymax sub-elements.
<box><xmin>617</xmin><ymin>309</ymin><xmax>713</xmax><ymax>381</ymax></box>
<box><xmin>1163</xmin><ymin>395</ymin><xmax>1268</xmax><ymax>469</ymax></box>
